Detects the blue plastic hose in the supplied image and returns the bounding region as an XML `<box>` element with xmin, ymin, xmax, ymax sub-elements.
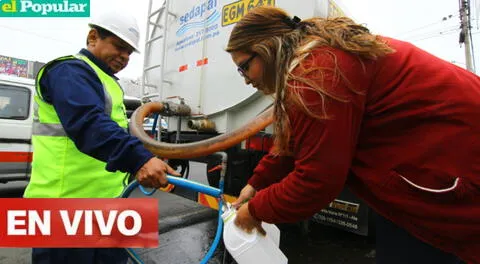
<box><xmin>151</xmin><ymin>113</ymin><xmax>159</xmax><ymax>136</ymax></box>
<box><xmin>125</xmin><ymin>247</ymin><xmax>143</xmax><ymax>264</ymax></box>
<box><xmin>120</xmin><ymin>175</ymin><xmax>224</xmax><ymax>264</ymax></box>
<box><xmin>200</xmin><ymin>179</ymin><xmax>224</xmax><ymax>264</ymax></box>
<box><xmin>166</xmin><ymin>176</ymin><xmax>222</xmax><ymax>198</ymax></box>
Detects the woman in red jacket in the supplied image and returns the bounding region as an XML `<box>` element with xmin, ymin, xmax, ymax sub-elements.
<box><xmin>227</xmin><ymin>6</ymin><xmax>480</xmax><ymax>264</ymax></box>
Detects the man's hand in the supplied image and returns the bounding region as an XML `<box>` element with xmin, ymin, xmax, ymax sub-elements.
<box><xmin>135</xmin><ymin>157</ymin><xmax>180</xmax><ymax>188</ymax></box>
<box><xmin>235</xmin><ymin>202</ymin><xmax>266</xmax><ymax>236</ymax></box>
<box><xmin>232</xmin><ymin>184</ymin><xmax>256</xmax><ymax>209</ymax></box>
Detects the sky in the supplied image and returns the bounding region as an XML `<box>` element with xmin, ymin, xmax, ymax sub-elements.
<box><xmin>0</xmin><ymin>0</ymin><xmax>478</xmax><ymax>79</ymax></box>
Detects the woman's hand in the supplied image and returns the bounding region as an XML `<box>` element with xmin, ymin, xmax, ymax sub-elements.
<box><xmin>231</xmin><ymin>184</ymin><xmax>256</xmax><ymax>209</ymax></box>
<box><xmin>234</xmin><ymin>202</ymin><xmax>266</xmax><ymax>236</ymax></box>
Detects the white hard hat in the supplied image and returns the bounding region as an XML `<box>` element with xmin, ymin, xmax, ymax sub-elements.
<box><xmin>88</xmin><ymin>11</ymin><xmax>140</xmax><ymax>52</ymax></box>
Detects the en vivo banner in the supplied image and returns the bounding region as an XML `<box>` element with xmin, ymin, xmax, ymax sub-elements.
<box><xmin>0</xmin><ymin>0</ymin><xmax>90</xmax><ymax>17</ymax></box>
<box><xmin>0</xmin><ymin>198</ymin><xmax>158</xmax><ymax>247</ymax></box>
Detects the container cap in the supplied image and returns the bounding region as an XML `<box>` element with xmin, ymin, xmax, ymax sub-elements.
<box><xmin>221</xmin><ymin>203</ymin><xmax>236</xmax><ymax>222</ymax></box>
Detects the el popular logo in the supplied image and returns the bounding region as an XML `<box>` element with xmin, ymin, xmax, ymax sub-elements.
<box><xmin>0</xmin><ymin>0</ymin><xmax>90</xmax><ymax>17</ymax></box>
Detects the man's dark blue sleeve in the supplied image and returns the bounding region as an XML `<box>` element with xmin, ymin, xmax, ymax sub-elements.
<box><xmin>40</xmin><ymin>61</ymin><xmax>154</xmax><ymax>175</ymax></box>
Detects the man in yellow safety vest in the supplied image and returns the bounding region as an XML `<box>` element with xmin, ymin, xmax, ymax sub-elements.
<box><xmin>24</xmin><ymin>10</ymin><xmax>178</xmax><ymax>264</ymax></box>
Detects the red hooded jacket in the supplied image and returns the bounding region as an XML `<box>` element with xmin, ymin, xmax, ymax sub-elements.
<box><xmin>247</xmin><ymin>37</ymin><xmax>480</xmax><ymax>263</ymax></box>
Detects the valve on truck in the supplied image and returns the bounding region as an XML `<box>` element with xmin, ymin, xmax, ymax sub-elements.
<box><xmin>188</xmin><ymin>119</ymin><xmax>216</xmax><ymax>132</ymax></box>
<box><xmin>161</xmin><ymin>101</ymin><xmax>191</xmax><ymax>116</ymax></box>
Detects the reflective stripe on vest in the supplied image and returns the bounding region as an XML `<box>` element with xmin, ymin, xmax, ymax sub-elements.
<box><xmin>24</xmin><ymin>54</ymin><xmax>128</xmax><ymax>198</ymax></box>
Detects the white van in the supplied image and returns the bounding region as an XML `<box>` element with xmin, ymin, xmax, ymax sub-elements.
<box><xmin>0</xmin><ymin>75</ymin><xmax>35</xmax><ymax>183</ymax></box>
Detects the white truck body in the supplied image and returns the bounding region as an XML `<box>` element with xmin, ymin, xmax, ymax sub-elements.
<box><xmin>143</xmin><ymin>0</ymin><xmax>351</xmax><ymax>133</ymax></box>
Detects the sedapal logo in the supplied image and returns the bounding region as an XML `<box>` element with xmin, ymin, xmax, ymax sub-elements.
<box><xmin>0</xmin><ymin>0</ymin><xmax>90</xmax><ymax>17</ymax></box>
<box><xmin>176</xmin><ymin>0</ymin><xmax>220</xmax><ymax>37</ymax></box>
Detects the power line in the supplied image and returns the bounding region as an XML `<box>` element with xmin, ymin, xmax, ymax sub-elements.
<box><xmin>407</xmin><ymin>27</ymin><xmax>461</xmax><ymax>42</ymax></box>
<box><xmin>403</xmin><ymin>25</ymin><xmax>460</xmax><ymax>41</ymax></box>
<box><xmin>396</xmin><ymin>12</ymin><xmax>460</xmax><ymax>38</ymax></box>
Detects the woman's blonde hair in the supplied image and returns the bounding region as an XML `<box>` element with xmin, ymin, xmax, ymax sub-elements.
<box><xmin>226</xmin><ymin>6</ymin><xmax>394</xmax><ymax>154</ymax></box>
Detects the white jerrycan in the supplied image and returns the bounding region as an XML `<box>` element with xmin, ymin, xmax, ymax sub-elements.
<box><xmin>221</xmin><ymin>203</ymin><xmax>288</xmax><ymax>264</ymax></box>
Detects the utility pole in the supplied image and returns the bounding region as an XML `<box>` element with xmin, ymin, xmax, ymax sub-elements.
<box><xmin>459</xmin><ymin>0</ymin><xmax>474</xmax><ymax>72</ymax></box>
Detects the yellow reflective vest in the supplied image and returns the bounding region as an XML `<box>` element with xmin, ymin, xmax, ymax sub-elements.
<box><xmin>24</xmin><ymin>54</ymin><xmax>128</xmax><ymax>198</ymax></box>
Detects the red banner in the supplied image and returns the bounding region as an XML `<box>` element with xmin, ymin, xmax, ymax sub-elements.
<box><xmin>0</xmin><ymin>198</ymin><xmax>158</xmax><ymax>248</ymax></box>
